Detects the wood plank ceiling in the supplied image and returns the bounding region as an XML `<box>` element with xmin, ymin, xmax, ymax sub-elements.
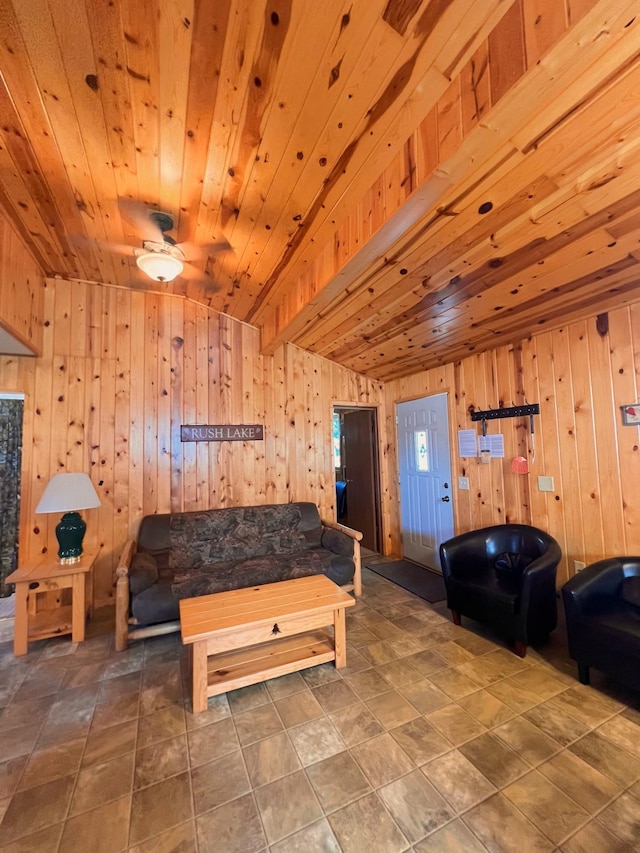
<box><xmin>1</xmin><ymin>0</ymin><xmax>640</xmax><ymax>380</ymax></box>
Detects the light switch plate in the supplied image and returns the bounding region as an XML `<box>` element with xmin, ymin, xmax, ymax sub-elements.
<box><xmin>538</xmin><ymin>476</ymin><xmax>554</xmax><ymax>492</ymax></box>
<box><xmin>458</xmin><ymin>477</ymin><xmax>469</xmax><ymax>490</ymax></box>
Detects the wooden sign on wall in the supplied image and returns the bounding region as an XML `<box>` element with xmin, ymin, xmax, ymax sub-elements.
<box><xmin>180</xmin><ymin>424</ymin><xmax>264</xmax><ymax>442</ymax></box>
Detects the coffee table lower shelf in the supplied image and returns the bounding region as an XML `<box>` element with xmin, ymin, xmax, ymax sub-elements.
<box><xmin>204</xmin><ymin>629</ymin><xmax>335</xmax><ymax>697</ymax></box>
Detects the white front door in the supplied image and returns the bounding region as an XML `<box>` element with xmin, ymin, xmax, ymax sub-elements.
<box><xmin>397</xmin><ymin>393</ymin><xmax>454</xmax><ymax>570</ymax></box>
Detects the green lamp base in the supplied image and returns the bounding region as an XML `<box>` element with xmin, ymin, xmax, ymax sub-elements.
<box><xmin>55</xmin><ymin>511</ymin><xmax>86</xmax><ymax>564</ymax></box>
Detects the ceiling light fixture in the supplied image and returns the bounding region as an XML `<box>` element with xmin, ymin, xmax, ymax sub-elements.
<box><xmin>136</xmin><ymin>251</ymin><xmax>184</xmax><ymax>283</ymax></box>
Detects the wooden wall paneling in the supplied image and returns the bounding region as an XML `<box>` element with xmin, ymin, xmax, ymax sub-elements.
<box><xmin>263</xmin><ymin>342</ymin><xmax>276</xmax><ymax>505</ymax></box>
<box><xmin>113</xmin><ymin>289</ymin><xmax>131</xmax><ymax>560</ymax></box>
<box><xmin>205</xmin><ymin>308</ymin><xmax>221</xmax><ymax>509</ymax></box>
<box><xmin>522</xmin><ymin>0</ymin><xmax>568</xmax><ymax>67</ymax></box>
<box><xmin>179</xmin><ymin>302</ymin><xmax>195</xmax><ymax>508</ymax></box>
<box><xmin>452</xmin><ymin>359</ymin><xmax>472</xmax><ymax>534</ymax></box>
<box><xmin>143</xmin><ymin>294</ymin><xmax>159</xmax><ymax>516</ymax></box>
<box><xmin>608</xmin><ymin>305</ymin><xmax>640</xmax><ymax>553</ymax></box>
<box><xmin>96</xmin><ymin>351</ymin><xmax>116</xmax><ymax>601</ymax></box>
<box><xmin>533</xmin><ymin>332</ymin><xmax>568</xmax><ymax>581</ymax></box>
<box><xmin>253</xmin><ymin>325</ymin><xmax>267</xmax><ymax>505</ymax></box>
<box><xmin>277</xmin><ymin>345</ymin><xmax>290</xmax><ymax>505</ymax></box>
<box><xmin>241</xmin><ymin>322</ymin><xmax>257</xmax><ymax>507</ymax></box>
<box><xmin>585</xmin><ymin>315</ymin><xmax>626</xmax><ymax>558</ymax></box>
<box><xmin>568</xmin><ymin>320</ymin><xmax>604</xmax><ymax>566</ymax></box>
<box><xmin>0</xmin><ymin>213</ymin><xmax>44</xmax><ymax>353</ymax></box>
<box><xmin>460</xmin><ymin>42</ymin><xmax>491</xmax><ymax>135</ymax></box>
<box><xmin>169</xmin><ymin>296</ymin><xmax>185</xmax><ymax>514</ymax></box>
<box><xmin>437</xmin><ymin>77</ymin><xmax>463</xmax><ymax>164</ymax></box>
<box><xmin>488</xmin><ymin>0</ymin><xmax>526</xmax><ymax>105</ymax></box>
<box><xmin>550</xmin><ymin>327</ymin><xmax>584</xmax><ymax>584</ymax></box>
<box><xmin>127</xmin><ymin>291</ymin><xmax>145</xmax><ymax>535</ymax></box>
<box><xmin>156</xmin><ymin>297</ymin><xmax>173</xmax><ymax>513</ymax></box>
<box><xmin>493</xmin><ymin>345</ymin><xmax>523</xmax><ymax>525</ymax></box>
<box><xmin>218</xmin><ymin>314</ymin><xmax>234</xmax><ymax>506</ymax></box>
<box><xmin>566</xmin><ymin>0</ymin><xmax>600</xmax><ymax>27</ymax></box>
<box><xmin>520</xmin><ymin>336</ymin><xmax>548</xmax><ymax>529</ymax></box>
<box><xmin>194</xmin><ymin>303</ymin><xmax>210</xmax><ymax>510</ymax></box>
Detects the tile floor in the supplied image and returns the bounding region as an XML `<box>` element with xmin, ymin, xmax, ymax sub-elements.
<box><xmin>0</xmin><ymin>566</ymin><xmax>639</xmax><ymax>852</ymax></box>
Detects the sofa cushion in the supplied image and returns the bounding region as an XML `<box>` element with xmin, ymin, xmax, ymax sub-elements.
<box><xmin>129</xmin><ymin>553</ymin><xmax>159</xmax><ymax>596</ymax></box>
<box><xmin>132</xmin><ymin>579</ymin><xmax>179</xmax><ymax>625</ymax></box>
<box><xmin>321</xmin><ymin>527</ymin><xmax>354</xmax><ymax>557</ymax></box>
<box><xmin>171</xmin><ymin>548</ymin><xmax>353</xmax><ymax>600</ymax></box>
<box><xmin>169</xmin><ymin>504</ymin><xmax>307</xmax><ymax>568</ymax></box>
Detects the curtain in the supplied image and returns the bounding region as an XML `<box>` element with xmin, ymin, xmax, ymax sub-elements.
<box><xmin>0</xmin><ymin>398</ymin><xmax>23</xmax><ymax>596</ymax></box>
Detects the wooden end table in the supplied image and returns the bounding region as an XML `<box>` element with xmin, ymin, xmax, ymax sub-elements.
<box><xmin>5</xmin><ymin>546</ymin><xmax>100</xmax><ymax>656</ymax></box>
<box><xmin>179</xmin><ymin>574</ymin><xmax>355</xmax><ymax>713</ymax></box>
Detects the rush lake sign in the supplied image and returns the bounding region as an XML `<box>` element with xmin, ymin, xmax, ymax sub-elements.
<box><xmin>180</xmin><ymin>424</ymin><xmax>264</xmax><ymax>442</ymax></box>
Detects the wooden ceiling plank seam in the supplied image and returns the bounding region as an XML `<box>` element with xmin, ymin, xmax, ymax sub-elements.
<box><xmin>355</xmin><ymin>267</ymin><xmax>640</xmax><ymax>378</ymax></box>
<box><xmin>11</xmin><ymin>0</ymin><xmax>116</xmax><ymax>283</ymax></box>
<box><xmin>177</xmin><ymin>0</ymin><xmax>232</xmax><ymax>248</ymax></box>
<box><xmin>0</xmin><ymin>0</ymin><xmax>99</xmax><ymax>278</ymax></box>
<box><xmin>84</xmin><ymin>0</ymin><xmax>141</xmax><ymax>230</ymax></box>
<box><xmin>218</xmin><ymin>0</ymin><xmax>411</xmax><ymax>316</ymax></box>
<box><xmin>219</xmin><ymin>0</ymin><xmax>357</xmax><ymax>248</ymax></box>
<box><xmin>245</xmin><ymin>0</ymin><xmax>508</xmax><ymax>321</ymax></box>
<box><xmin>313</xmin><ymin>217</ymin><xmax>640</xmax><ymax>369</ymax></box>
<box><xmin>268</xmin><ymin>0</ymin><xmax>640</xmax><ymax>362</ymax></box>
<box><xmin>522</xmin><ymin>0</ymin><xmax>569</xmax><ymax>68</ymax></box>
<box><xmin>121</xmin><ymin>0</ymin><xmax>162</xmax><ymax>218</ymax></box>
<box><xmin>193</xmin><ymin>0</ymin><xmax>270</xmax><ymax>288</ymax></box>
<box><xmin>158</xmin><ymin>0</ymin><xmax>194</xmax><ymax>223</ymax></box>
<box><xmin>315</xmin><ymin>195</ymin><xmax>640</xmax><ymax>362</ymax></box>
<box><xmin>0</xmin><ymin>139</ymin><xmax>69</xmax><ymax>274</ymax></box>
<box><xmin>48</xmin><ymin>0</ymin><xmax>125</xmax><ymax>286</ymax></box>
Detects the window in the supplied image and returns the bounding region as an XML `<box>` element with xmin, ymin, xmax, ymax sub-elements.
<box><xmin>415</xmin><ymin>430</ymin><xmax>428</xmax><ymax>471</ymax></box>
<box><xmin>333</xmin><ymin>412</ymin><xmax>341</xmax><ymax>469</ymax></box>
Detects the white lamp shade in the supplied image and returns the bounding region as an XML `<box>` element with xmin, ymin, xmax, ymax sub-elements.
<box><xmin>35</xmin><ymin>473</ymin><xmax>101</xmax><ymax>514</ymax></box>
<box><xmin>136</xmin><ymin>251</ymin><xmax>183</xmax><ymax>282</ymax></box>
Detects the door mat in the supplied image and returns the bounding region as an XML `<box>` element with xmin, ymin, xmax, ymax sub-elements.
<box><xmin>365</xmin><ymin>560</ymin><xmax>446</xmax><ymax>603</ymax></box>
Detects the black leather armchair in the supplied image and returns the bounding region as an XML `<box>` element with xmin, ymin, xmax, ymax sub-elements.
<box><xmin>439</xmin><ymin>524</ymin><xmax>561</xmax><ymax>657</ymax></box>
<box><xmin>562</xmin><ymin>557</ymin><xmax>640</xmax><ymax>689</ymax></box>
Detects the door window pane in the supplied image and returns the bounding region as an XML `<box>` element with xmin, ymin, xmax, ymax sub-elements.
<box><xmin>415</xmin><ymin>430</ymin><xmax>429</xmax><ymax>471</ymax></box>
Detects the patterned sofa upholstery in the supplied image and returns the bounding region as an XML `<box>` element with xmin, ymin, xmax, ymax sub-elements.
<box><xmin>114</xmin><ymin>502</ymin><xmax>362</xmax><ymax>651</ymax></box>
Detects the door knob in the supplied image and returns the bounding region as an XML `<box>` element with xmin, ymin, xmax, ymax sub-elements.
<box><xmin>441</xmin><ymin>496</ymin><xmax>450</xmax><ymax>502</ymax></box>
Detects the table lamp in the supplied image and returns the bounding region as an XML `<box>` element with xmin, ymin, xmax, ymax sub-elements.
<box><xmin>35</xmin><ymin>473</ymin><xmax>101</xmax><ymax>564</ymax></box>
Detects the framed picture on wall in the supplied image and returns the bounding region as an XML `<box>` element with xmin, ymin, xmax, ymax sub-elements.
<box><xmin>621</xmin><ymin>404</ymin><xmax>640</xmax><ymax>425</ymax></box>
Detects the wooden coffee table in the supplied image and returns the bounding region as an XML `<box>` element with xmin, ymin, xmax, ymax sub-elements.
<box><xmin>179</xmin><ymin>574</ymin><xmax>355</xmax><ymax>713</ymax></box>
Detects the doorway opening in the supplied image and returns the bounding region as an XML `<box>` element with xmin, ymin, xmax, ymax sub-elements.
<box><xmin>332</xmin><ymin>406</ymin><xmax>382</xmax><ymax>552</ymax></box>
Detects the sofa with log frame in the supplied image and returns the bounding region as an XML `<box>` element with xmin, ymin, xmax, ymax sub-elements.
<box><xmin>114</xmin><ymin>501</ymin><xmax>362</xmax><ymax>651</ymax></box>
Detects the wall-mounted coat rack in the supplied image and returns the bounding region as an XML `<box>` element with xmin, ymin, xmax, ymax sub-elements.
<box><xmin>470</xmin><ymin>404</ymin><xmax>540</xmax><ymax>422</ymax></box>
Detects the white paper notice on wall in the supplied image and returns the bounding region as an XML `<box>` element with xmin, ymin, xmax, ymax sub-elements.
<box><xmin>477</xmin><ymin>434</ymin><xmax>505</xmax><ymax>458</ymax></box>
<box><xmin>458</xmin><ymin>429</ymin><xmax>478</xmax><ymax>457</ymax></box>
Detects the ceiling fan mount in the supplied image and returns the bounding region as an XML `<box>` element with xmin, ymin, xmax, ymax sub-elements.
<box><xmin>134</xmin><ymin>210</ymin><xmax>188</xmax><ymax>281</ymax></box>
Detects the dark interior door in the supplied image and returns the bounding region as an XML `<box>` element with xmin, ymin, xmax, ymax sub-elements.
<box><xmin>342</xmin><ymin>409</ymin><xmax>379</xmax><ymax>550</ymax></box>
